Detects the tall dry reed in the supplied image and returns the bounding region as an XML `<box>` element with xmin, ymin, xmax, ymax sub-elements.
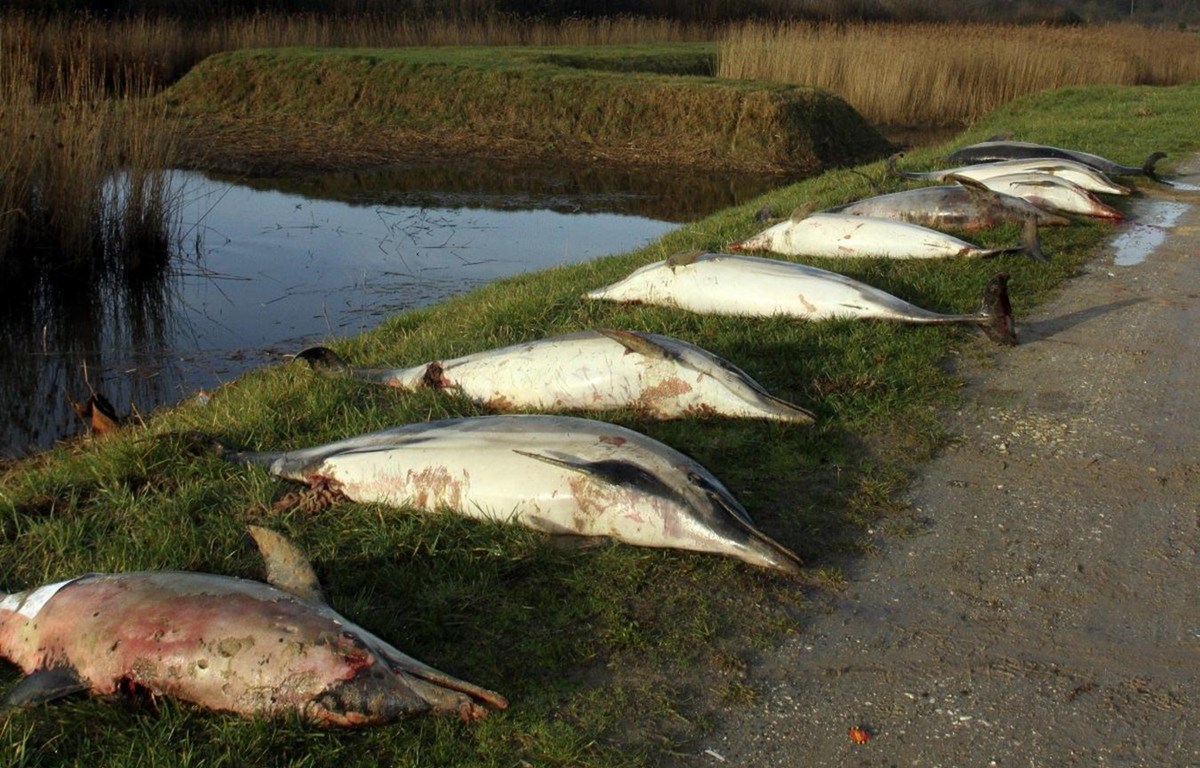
<box><xmin>0</xmin><ymin>21</ymin><xmax>182</xmax><ymax>285</ymax></box>
<box><xmin>718</xmin><ymin>22</ymin><xmax>1200</xmax><ymax>126</ymax></box>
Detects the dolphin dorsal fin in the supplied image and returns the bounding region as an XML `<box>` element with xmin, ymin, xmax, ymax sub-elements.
<box><xmin>595</xmin><ymin>329</ymin><xmax>675</xmax><ymax>360</ymax></box>
<box><xmin>789</xmin><ymin>202</ymin><xmax>816</xmax><ymax>222</ymax></box>
<box><xmin>665</xmin><ymin>250</ymin><xmax>703</xmax><ymax>268</ymax></box>
<box><xmin>247</xmin><ymin>526</ymin><xmax>325</xmax><ymax>604</ymax></box>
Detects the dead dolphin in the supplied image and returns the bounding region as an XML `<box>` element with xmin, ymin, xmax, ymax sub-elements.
<box><xmin>0</xmin><ymin>526</ymin><xmax>507</xmax><ymax>725</ymax></box>
<box><xmin>946</xmin><ymin>140</ymin><xmax>1165</xmax><ymax>179</ymax></box>
<box><xmin>889</xmin><ymin>155</ymin><xmax>1130</xmax><ymax>196</ymax></box>
<box><xmin>585</xmin><ymin>252</ymin><xmax>1017</xmax><ymax>345</ymax></box>
<box><xmin>970</xmin><ymin>173</ymin><xmax>1125</xmax><ymax>220</ymax></box>
<box><xmin>825</xmin><ymin>175</ymin><xmax>1071</xmax><ymax>232</ymax></box>
<box><xmin>296</xmin><ymin>329</ymin><xmax>814</xmax><ymax>424</ymax></box>
<box><xmin>201</xmin><ymin>415</ymin><xmax>803</xmax><ymax>575</ymax></box>
<box><xmin>728</xmin><ymin>207</ymin><xmax>1043</xmax><ymax>261</ymax></box>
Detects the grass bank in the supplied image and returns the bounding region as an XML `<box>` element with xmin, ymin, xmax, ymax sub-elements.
<box><xmin>1</xmin><ymin>82</ymin><xmax>1197</xmax><ymax>766</ymax></box>
<box><xmin>163</xmin><ymin>44</ymin><xmax>890</xmax><ymax>175</ymax></box>
<box><xmin>719</xmin><ymin>21</ymin><xmax>1200</xmax><ymax>127</ymax></box>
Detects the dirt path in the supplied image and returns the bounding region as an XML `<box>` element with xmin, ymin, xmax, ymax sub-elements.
<box><xmin>698</xmin><ymin>161</ymin><xmax>1200</xmax><ymax>766</ymax></box>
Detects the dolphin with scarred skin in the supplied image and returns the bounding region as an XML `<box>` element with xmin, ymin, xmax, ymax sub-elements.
<box><xmin>199</xmin><ymin>415</ymin><xmax>804</xmax><ymax>575</ymax></box>
<box><xmin>0</xmin><ymin>527</ymin><xmax>507</xmax><ymax>726</ymax></box>
<box><xmin>296</xmin><ymin>329</ymin><xmax>813</xmax><ymax>425</ymax></box>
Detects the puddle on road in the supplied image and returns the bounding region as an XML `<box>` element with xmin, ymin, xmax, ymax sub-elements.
<box><xmin>1109</xmin><ymin>199</ymin><xmax>1192</xmax><ymax>267</ymax></box>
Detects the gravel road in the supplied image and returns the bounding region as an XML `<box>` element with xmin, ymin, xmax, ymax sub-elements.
<box><xmin>695</xmin><ymin>158</ymin><xmax>1200</xmax><ymax>767</ymax></box>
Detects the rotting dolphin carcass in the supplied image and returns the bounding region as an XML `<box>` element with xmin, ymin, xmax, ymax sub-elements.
<box><xmin>825</xmin><ymin>175</ymin><xmax>1071</xmax><ymax>232</ymax></box>
<box><xmin>296</xmin><ymin>329</ymin><xmax>814</xmax><ymax>425</ymax></box>
<box><xmin>888</xmin><ymin>154</ymin><xmax>1131</xmax><ymax>196</ymax></box>
<box><xmin>0</xmin><ymin>526</ymin><xmax>507</xmax><ymax>725</ymax></box>
<box><xmin>728</xmin><ymin>207</ymin><xmax>1044</xmax><ymax>262</ymax></box>
<box><xmin>969</xmin><ymin>172</ymin><xmax>1125</xmax><ymax>220</ymax></box>
<box><xmin>946</xmin><ymin>140</ymin><xmax>1166</xmax><ymax>179</ymax></box>
<box><xmin>198</xmin><ymin>415</ymin><xmax>804</xmax><ymax>575</ymax></box>
<box><xmin>584</xmin><ymin>251</ymin><xmax>1017</xmax><ymax>345</ymax></box>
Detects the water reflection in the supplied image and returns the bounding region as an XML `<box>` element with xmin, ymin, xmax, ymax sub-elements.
<box><xmin>215</xmin><ymin>158</ymin><xmax>785</xmax><ymax>223</ymax></box>
<box><xmin>2</xmin><ymin>160</ymin><xmax>784</xmax><ymax>457</ymax></box>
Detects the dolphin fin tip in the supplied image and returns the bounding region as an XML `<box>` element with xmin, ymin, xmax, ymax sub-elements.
<box><xmin>246</xmin><ymin>526</ymin><xmax>326</xmax><ymax>604</ymax></box>
<box><xmin>4</xmin><ymin>667</ymin><xmax>89</xmax><ymax>708</ymax></box>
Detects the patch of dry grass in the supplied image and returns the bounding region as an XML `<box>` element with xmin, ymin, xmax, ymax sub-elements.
<box><xmin>718</xmin><ymin>21</ymin><xmax>1200</xmax><ymax>126</ymax></box>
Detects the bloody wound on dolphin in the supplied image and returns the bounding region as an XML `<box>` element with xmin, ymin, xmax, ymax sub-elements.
<box><xmin>0</xmin><ymin>526</ymin><xmax>507</xmax><ymax>725</ymax></box>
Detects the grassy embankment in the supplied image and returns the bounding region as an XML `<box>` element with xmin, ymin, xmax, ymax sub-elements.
<box><xmin>718</xmin><ymin>21</ymin><xmax>1200</xmax><ymax>127</ymax></box>
<box><xmin>163</xmin><ymin>44</ymin><xmax>888</xmax><ymax>174</ymax></box>
<box><xmin>2</xmin><ymin>66</ymin><xmax>1198</xmax><ymax>765</ymax></box>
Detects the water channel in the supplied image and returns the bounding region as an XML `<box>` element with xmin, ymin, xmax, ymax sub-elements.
<box><xmin>2</xmin><ymin>160</ymin><xmax>786</xmax><ymax>457</ymax></box>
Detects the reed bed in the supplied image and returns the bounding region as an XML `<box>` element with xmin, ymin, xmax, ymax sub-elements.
<box><xmin>0</xmin><ymin>27</ymin><xmax>181</xmax><ymax>286</ymax></box>
<box><xmin>718</xmin><ymin>21</ymin><xmax>1200</xmax><ymax>126</ymax></box>
<box><xmin>4</xmin><ymin>12</ymin><xmax>717</xmax><ymax>100</ymax></box>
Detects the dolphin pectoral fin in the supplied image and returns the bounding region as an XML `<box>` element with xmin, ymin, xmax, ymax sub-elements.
<box><xmin>246</xmin><ymin>526</ymin><xmax>326</xmax><ymax>604</ymax></box>
<box><xmin>4</xmin><ymin>667</ymin><xmax>89</xmax><ymax>707</ymax></box>
<box><xmin>513</xmin><ymin>451</ymin><xmax>678</xmax><ymax>501</ymax></box>
<box><xmin>295</xmin><ymin>346</ymin><xmax>350</xmax><ymax>376</ymax></box>
<box><xmin>595</xmin><ymin>329</ymin><xmax>676</xmax><ymax>361</ymax></box>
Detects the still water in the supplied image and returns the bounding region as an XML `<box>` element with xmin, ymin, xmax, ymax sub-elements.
<box><xmin>3</xmin><ymin>161</ymin><xmax>784</xmax><ymax>457</ymax></box>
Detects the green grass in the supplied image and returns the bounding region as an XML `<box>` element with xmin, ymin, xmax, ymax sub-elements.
<box><xmin>163</xmin><ymin>44</ymin><xmax>891</xmax><ymax>174</ymax></box>
<box><xmin>1</xmin><ymin>80</ymin><xmax>1198</xmax><ymax>766</ymax></box>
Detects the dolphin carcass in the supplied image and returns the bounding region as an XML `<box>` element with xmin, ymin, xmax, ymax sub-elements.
<box><xmin>297</xmin><ymin>329</ymin><xmax>814</xmax><ymax>424</ymax></box>
<box><xmin>729</xmin><ymin>208</ymin><xmax>1044</xmax><ymax>261</ymax></box>
<box><xmin>0</xmin><ymin>527</ymin><xmax>506</xmax><ymax>725</ymax></box>
<box><xmin>889</xmin><ymin>154</ymin><xmax>1131</xmax><ymax>196</ymax></box>
<box><xmin>584</xmin><ymin>251</ymin><xmax>1017</xmax><ymax>345</ymax></box>
<box><xmin>946</xmin><ymin>140</ymin><xmax>1165</xmax><ymax>179</ymax></box>
<box><xmin>825</xmin><ymin>175</ymin><xmax>1070</xmax><ymax>232</ymax></box>
<box><xmin>204</xmin><ymin>415</ymin><xmax>804</xmax><ymax>575</ymax></box>
<box><xmin>969</xmin><ymin>172</ymin><xmax>1125</xmax><ymax>220</ymax></box>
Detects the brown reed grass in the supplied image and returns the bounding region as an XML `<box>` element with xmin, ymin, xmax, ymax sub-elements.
<box><xmin>717</xmin><ymin>21</ymin><xmax>1200</xmax><ymax>127</ymax></box>
<box><xmin>0</xmin><ymin>24</ymin><xmax>181</xmax><ymax>284</ymax></box>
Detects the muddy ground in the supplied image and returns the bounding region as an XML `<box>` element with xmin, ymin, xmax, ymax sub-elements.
<box><xmin>696</xmin><ymin>162</ymin><xmax>1200</xmax><ymax>766</ymax></box>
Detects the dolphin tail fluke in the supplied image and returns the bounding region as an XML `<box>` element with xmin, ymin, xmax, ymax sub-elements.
<box><xmin>296</xmin><ymin>346</ymin><xmax>350</xmax><ymax>376</ymax></box>
<box><xmin>1143</xmin><ymin>151</ymin><xmax>1167</xmax><ymax>180</ymax></box>
<box><xmin>977</xmin><ymin>272</ymin><xmax>1017</xmax><ymax>346</ymax></box>
<box><xmin>1022</xmin><ymin>216</ymin><xmax>1047</xmax><ymax>263</ymax></box>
